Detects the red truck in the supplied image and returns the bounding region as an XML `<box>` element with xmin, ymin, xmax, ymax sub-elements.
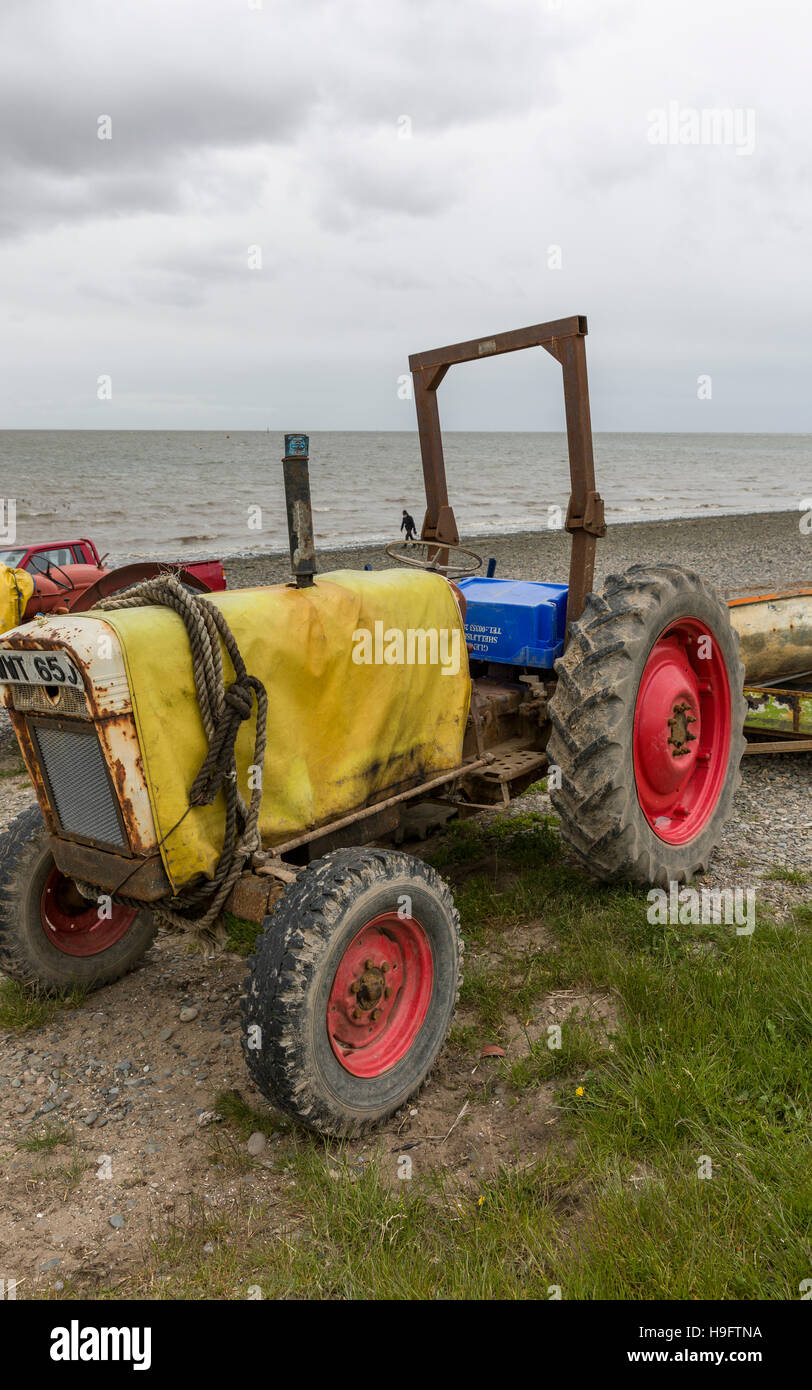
<box><xmin>0</xmin><ymin>538</ymin><xmax>225</xmax><ymax>617</ymax></box>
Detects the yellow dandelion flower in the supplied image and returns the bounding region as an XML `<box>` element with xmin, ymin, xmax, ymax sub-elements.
<box><xmin>575</xmin><ymin>1086</ymin><xmax>584</xmax><ymax>1097</ymax></box>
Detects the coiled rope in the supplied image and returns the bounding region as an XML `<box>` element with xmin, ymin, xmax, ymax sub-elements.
<box><xmin>97</xmin><ymin>574</ymin><xmax>268</xmax><ymax>935</ymax></box>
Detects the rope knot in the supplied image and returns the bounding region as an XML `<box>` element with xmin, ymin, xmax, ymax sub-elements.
<box><xmin>224</xmin><ymin>682</ymin><xmax>254</xmax><ymax>720</ymax></box>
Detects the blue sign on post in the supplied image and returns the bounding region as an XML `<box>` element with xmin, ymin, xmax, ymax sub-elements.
<box><xmin>284</xmin><ymin>434</ymin><xmax>310</xmax><ymax>458</ymax></box>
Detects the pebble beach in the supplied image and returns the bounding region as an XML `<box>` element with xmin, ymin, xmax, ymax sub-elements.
<box><xmin>224</xmin><ymin>508</ymin><xmax>811</xmax><ymax>597</ymax></box>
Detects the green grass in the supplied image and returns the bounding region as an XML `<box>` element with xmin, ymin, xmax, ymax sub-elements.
<box><xmin>428</xmin><ymin>810</ymin><xmax>559</xmax><ymax>871</ymax></box>
<box><xmin>0</xmin><ymin>759</ymin><xmax>26</xmax><ymax>779</ymax></box>
<box><xmin>213</xmin><ymin>1089</ymin><xmax>290</xmax><ymax>1140</ymax></box>
<box><xmin>60</xmin><ymin>1133</ymin><xmax>812</xmax><ymax>1300</ymax></box>
<box><xmin>34</xmin><ymin>1147</ymin><xmax>88</xmax><ymax>1190</ymax></box>
<box><xmin>222</xmin><ymin>913</ymin><xmax>261</xmax><ymax>955</ymax></box>
<box><xmin>18</xmin><ymin>1123</ymin><xmax>73</xmax><ymax>1153</ymax></box>
<box><xmin>0</xmin><ymin>978</ymin><xmax>89</xmax><ymax>1033</ymax></box>
<box><xmin>41</xmin><ymin>813</ymin><xmax>812</xmax><ymax>1300</ymax></box>
<box><xmin>764</xmin><ymin>865</ymin><xmax>810</xmax><ymax>885</ymax></box>
<box><xmin>506</xmin><ymin>1015</ymin><xmax>610</xmax><ymax>1088</ymax></box>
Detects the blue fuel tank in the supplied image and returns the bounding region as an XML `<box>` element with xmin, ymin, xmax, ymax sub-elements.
<box><xmin>457</xmin><ymin>577</ymin><xmax>569</xmax><ymax>669</ymax></box>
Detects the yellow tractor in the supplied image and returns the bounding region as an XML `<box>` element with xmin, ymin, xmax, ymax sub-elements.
<box><xmin>0</xmin><ymin>318</ymin><xmax>748</xmax><ymax>1135</ymax></box>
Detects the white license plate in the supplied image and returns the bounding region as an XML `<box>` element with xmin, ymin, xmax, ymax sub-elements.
<box><xmin>0</xmin><ymin>648</ymin><xmax>82</xmax><ymax>688</ymax></box>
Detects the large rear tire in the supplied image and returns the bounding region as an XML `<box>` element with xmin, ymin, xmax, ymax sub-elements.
<box><xmin>0</xmin><ymin>805</ymin><xmax>156</xmax><ymax>992</ymax></box>
<box><xmin>241</xmin><ymin>847</ymin><xmax>462</xmax><ymax>1137</ymax></box>
<box><xmin>547</xmin><ymin>564</ymin><xmax>746</xmax><ymax>886</ymax></box>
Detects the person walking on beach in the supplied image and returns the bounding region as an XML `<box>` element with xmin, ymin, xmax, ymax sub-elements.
<box><xmin>401</xmin><ymin>509</ymin><xmax>418</xmax><ymax>542</ymax></box>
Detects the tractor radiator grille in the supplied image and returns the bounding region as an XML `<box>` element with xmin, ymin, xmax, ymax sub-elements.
<box><xmin>32</xmin><ymin>723</ymin><xmax>126</xmax><ymax>849</ymax></box>
<box><xmin>11</xmin><ymin>684</ymin><xmax>88</xmax><ymax>717</ymax></box>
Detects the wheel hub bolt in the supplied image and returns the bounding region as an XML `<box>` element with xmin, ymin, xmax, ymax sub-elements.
<box><xmin>349</xmin><ymin>962</ymin><xmax>387</xmax><ymax>1015</ymax></box>
<box><xmin>667</xmin><ymin>700</ymin><xmax>698</xmax><ymax>757</ymax></box>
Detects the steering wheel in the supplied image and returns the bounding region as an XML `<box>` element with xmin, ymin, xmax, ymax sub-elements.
<box><xmin>385</xmin><ymin>539</ymin><xmax>483</xmax><ymax>579</ymax></box>
<box><xmin>30</xmin><ymin>555</ymin><xmax>75</xmax><ymax>591</ymax></box>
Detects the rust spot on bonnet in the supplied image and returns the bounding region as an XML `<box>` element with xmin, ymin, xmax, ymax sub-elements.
<box><xmin>99</xmin><ymin>712</ymin><xmax>152</xmax><ymax>855</ymax></box>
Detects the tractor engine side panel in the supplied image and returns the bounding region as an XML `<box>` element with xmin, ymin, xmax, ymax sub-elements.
<box><xmin>0</xmin><ymin>617</ymin><xmax>163</xmax><ymax>895</ymax></box>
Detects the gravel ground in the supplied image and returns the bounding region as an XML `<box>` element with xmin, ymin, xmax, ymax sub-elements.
<box><xmin>0</xmin><ymin>945</ymin><xmax>261</xmax><ymax>1287</ymax></box>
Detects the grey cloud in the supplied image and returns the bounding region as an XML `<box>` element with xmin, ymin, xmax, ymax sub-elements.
<box><xmin>0</xmin><ymin>0</ymin><xmax>569</xmax><ymax>239</ymax></box>
<box><xmin>0</xmin><ymin>0</ymin><xmax>810</xmax><ymax>431</ymax></box>
<box><xmin>312</xmin><ymin>149</ymin><xmax>465</xmax><ymax>228</ymax></box>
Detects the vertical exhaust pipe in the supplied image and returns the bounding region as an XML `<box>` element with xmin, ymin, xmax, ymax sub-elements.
<box><xmin>282</xmin><ymin>433</ymin><xmax>316</xmax><ymax>588</ymax></box>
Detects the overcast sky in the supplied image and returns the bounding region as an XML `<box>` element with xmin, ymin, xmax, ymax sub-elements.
<box><xmin>0</xmin><ymin>0</ymin><xmax>809</xmax><ymax>431</ymax></box>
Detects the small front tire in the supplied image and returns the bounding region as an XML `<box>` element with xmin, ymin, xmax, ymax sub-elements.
<box><xmin>0</xmin><ymin>805</ymin><xmax>155</xmax><ymax>992</ymax></box>
<box><xmin>241</xmin><ymin>847</ymin><xmax>462</xmax><ymax>1136</ymax></box>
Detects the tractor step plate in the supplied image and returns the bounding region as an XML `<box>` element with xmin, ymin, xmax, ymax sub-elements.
<box><xmin>458</xmin><ymin>743</ymin><xmax>548</xmax><ymax>806</ymax></box>
<box><xmin>479</xmin><ymin>746</ymin><xmax>548</xmax><ymax>784</ymax></box>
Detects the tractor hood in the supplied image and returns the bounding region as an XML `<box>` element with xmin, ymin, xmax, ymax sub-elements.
<box><xmin>0</xmin><ymin>570</ymin><xmax>470</xmax><ymax>895</ymax></box>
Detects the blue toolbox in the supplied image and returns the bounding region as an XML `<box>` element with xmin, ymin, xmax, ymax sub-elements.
<box><xmin>457</xmin><ymin>577</ymin><xmax>569</xmax><ymax>669</ymax></box>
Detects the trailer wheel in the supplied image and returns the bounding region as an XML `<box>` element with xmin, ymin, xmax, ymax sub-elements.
<box><xmin>241</xmin><ymin>848</ymin><xmax>462</xmax><ymax>1136</ymax></box>
<box><xmin>547</xmin><ymin>564</ymin><xmax>746</xmax><ymax>886</ymax></box>
<box><xmin>0</xmin><ymin>805</ymin><xmax>155</xmax><ymax>992</ymax></box>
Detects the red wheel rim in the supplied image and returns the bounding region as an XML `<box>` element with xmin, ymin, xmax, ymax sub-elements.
<box><xmin>41</xmin><ymin>867</ymin><xmax>137</xmax><ymax>958</ymax></box>
<box><xmin>633</xmin><ymin>617</ymin><xmax>731</xmax><ymax>846</ymax></box>
<box><xmin>327</xmin><ymin>911</ymin><xmax>434</xmax><ymax>1078</ymax></box>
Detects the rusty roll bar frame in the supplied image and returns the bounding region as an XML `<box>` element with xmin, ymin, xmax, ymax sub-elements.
<box><xmin>409</xmin><ymin>315</ymin><xmax>606</xmax><ymax>632</ymax></box>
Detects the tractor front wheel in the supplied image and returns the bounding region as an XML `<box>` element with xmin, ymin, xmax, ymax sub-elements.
<box><xmin>547</xmin><ymin>564</ymin><xmax>746</xmax><ymax>886</ymax></box>
<box><xmin>0</xmin><ymin>805</ymin><xmax>156</xmax><ymax>991</ymax></box>
<box><xmin>241</xmin><ymin>848</ymin><xmax>462</xmax><ymax>1136</ymax></box>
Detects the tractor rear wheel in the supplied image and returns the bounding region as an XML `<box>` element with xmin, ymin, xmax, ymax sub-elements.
<box><xmin>547</xmin><ymin>564</ymin><xmax>746</xmax><ymax>886</ymax></box>
<box><xmin>0</xmin><ymin>805</ymin><xmax>156</xmax><ymax>992</ymax></box>
<box><xmin>241</xmin><ymin>847</ymin><xmax>462</xmax><ymax>1136</ymax></box>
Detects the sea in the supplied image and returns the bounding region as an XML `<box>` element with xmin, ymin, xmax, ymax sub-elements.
<box><xmin>0</xmin><ymin>431</ymin><xmax>807</xmax><ymax>565</ymax></box>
